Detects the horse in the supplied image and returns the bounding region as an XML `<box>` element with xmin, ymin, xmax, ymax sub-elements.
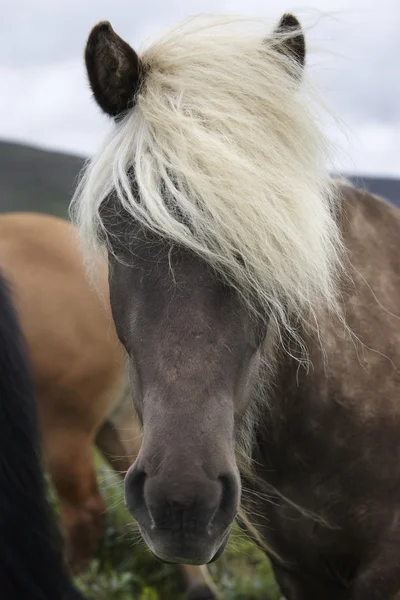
<box><xmin>0</xmin><ymin>212</ymin><xmax>218</xmax><ymax>599</ymax></box>
<box><xmin>0</xmin><ymin>272</ymin><xmax>85</xmax><ymax>600</ymax></box>
<box><xmin>0</xmin><ymin>212</ymin><xmax>126</xmax><ymax>572</ymax></box>
<box><xmin>71</xmin><ymin>11</ymin><xmax>400</xmax><ymax>600</ymax></box>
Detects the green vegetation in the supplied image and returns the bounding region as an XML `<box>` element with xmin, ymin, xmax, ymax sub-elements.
<box><xmin>71</xmin><ymin>453</ymin><xmax>282</xmax><ymax>600</ymax></box>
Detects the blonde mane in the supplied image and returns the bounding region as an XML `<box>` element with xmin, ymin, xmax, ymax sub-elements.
<box><xmin>71</xmin><ymin>14</ymin><xmax>344</xmax><ymax>346</ymax></box>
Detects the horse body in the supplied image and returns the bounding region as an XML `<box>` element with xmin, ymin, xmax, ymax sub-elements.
<box><xmin>73</xmin><ymin>12</ymin><xmax>400</xmax><ymax>599</ymax></box>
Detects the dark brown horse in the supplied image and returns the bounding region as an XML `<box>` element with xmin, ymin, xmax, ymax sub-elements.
<box><xmin>72</xmin><ymin>12</ymin><xmax>400</xmax><ymax>599</ymax></box>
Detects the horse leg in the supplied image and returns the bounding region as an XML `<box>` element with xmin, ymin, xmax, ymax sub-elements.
<box><xmin>96</xmin><ymin>418</ymin><xmax>219</xmax><ymax>599</ymax></box>
<box><xmin>46</xmin><ymin>429</ymin><xmax>106</xmax><ymax>574</ymax></box>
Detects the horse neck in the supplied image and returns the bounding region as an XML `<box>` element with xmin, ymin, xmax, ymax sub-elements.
<box><xmin>250</xmin><ymin>323</ymin><xmax>333</xmax><ymax>480</ymax></box>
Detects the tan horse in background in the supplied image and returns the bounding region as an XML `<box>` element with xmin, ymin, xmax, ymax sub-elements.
<box><xmin>0</xmin><ymin>212</ymin><xmax>217</xmax><ymax>599</ymax></box>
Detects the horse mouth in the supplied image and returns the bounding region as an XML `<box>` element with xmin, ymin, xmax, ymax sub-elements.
<box><xmin>207</xmin><ymin>533</ymin><xmax>229</xmax><ymax>563</ymax></box>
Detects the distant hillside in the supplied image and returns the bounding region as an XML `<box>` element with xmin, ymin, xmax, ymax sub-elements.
<box><xmin>346</xmin><ymin>175</ymin><xmax>400</xmax><ymax>208</ymax></box>
<box><xmin>0</xmin><ymin>140</ymin><xmax>85</xmax><ymax>218</ymax></box>
<box><xmin>0</xmin><ymin>140</ymin><xmax>399</xmax><ymax>220</ymax></box>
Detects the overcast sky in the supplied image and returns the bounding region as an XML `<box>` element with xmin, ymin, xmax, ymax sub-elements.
<box><xmin>1</xmin><ymin>0</ymin><xmax>399</xmax><ymax>175</ymax></box>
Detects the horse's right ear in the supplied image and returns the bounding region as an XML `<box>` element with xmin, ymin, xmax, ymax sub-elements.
<box><xmin>85</xmin><ymin>22</ymin><xmax>143</xmax><ymax>118</ymax></box>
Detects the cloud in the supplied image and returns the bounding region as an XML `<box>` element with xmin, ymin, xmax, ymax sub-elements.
<box><xmin>1</xmin><ymin>0</ymin><xmax>399</xmax><ymax>175</ymax></box>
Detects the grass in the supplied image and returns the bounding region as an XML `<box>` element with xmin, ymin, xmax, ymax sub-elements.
<box><xmin>70</xmin><ymin>452</ymin><xmax>282</xmax><ymax>599</ymax></box>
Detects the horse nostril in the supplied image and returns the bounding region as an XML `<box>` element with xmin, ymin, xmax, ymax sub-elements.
<box><xmin>218</xmin><ymin>474</ymin><xmax>239</xmax><ymax>521</ymax></box>
<box><xmin>125</xmin><ymin>463</ymin><xmax>239</xmax><ymax>546</ymax></box>
<box><xmin>124</xmin><ymin>465</ymin><xmax>147</xmax><ymax>519</ymax></box>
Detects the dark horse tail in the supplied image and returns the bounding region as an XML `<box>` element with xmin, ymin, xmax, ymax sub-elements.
<box><xmin>0</xmin><ymin>274</ymin><xmax>85</xmax><ymax>600</ymax></box>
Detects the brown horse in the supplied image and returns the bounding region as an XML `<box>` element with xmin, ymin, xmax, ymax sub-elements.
<box><xmin>72</xmin><ymin>12</ymin><xmax>400</xmax><ymax>600</ymax></box>
<box><xmin>0</xmin><ymin>212</ymin><xmax>217</xmax><ymax>599</ymax></box>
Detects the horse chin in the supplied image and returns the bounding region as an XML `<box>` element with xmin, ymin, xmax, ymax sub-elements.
<box><xmin>147</xmin><ymin>530</ymin><xmax>231</xmax><ymax>566</ymax></box>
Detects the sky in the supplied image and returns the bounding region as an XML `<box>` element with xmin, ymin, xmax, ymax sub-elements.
<box><xmin>1</xmin><ymin>0</ymin><xmax>399</xmax><ymax>176</ymax></box>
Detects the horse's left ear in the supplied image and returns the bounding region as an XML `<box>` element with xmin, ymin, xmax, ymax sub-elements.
<box><xmin>273</xmin><ymin>13</ymin><xmax>305</xmax><ymax>73</ymax></box>
<box><xmin>85</xmin><ymin>21</ymin><xmax>143</xmax><ymax>118</ymax></box>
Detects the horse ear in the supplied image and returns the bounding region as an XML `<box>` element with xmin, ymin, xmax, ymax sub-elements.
<box><xmin>273</xmin><ymin>13</ymin><xmax>305</xmax><ymax>72</ymax></box>
<box><xmin>85</xmin><ymin>22</ymin><xmax>143</xmax><ymax>118</ymax></box>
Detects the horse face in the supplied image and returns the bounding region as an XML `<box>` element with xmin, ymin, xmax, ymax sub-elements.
<box><xmin>106</xmin><ymin>222</ymin><xmax>267</xmax><ymax>564</ymax></box>
<box><xmin>83</xmin><ymin>7</ymin><xmax>305</xmax><ymax>568</ymax></box>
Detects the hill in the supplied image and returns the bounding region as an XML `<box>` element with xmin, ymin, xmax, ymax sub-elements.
<box><xmin>0</xmin><ymin>140</ymin><xmax>85</xmax><ymax>218</ymax></box>
<box><xmin>0</xmin><ymin>140</ymin><xmax>399</xmax><ymax>219</ymax></box>
<box><xmin>346</xmin><ymin>175</ymin><xmax>400</xmax><ymax>207</ymax></box>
